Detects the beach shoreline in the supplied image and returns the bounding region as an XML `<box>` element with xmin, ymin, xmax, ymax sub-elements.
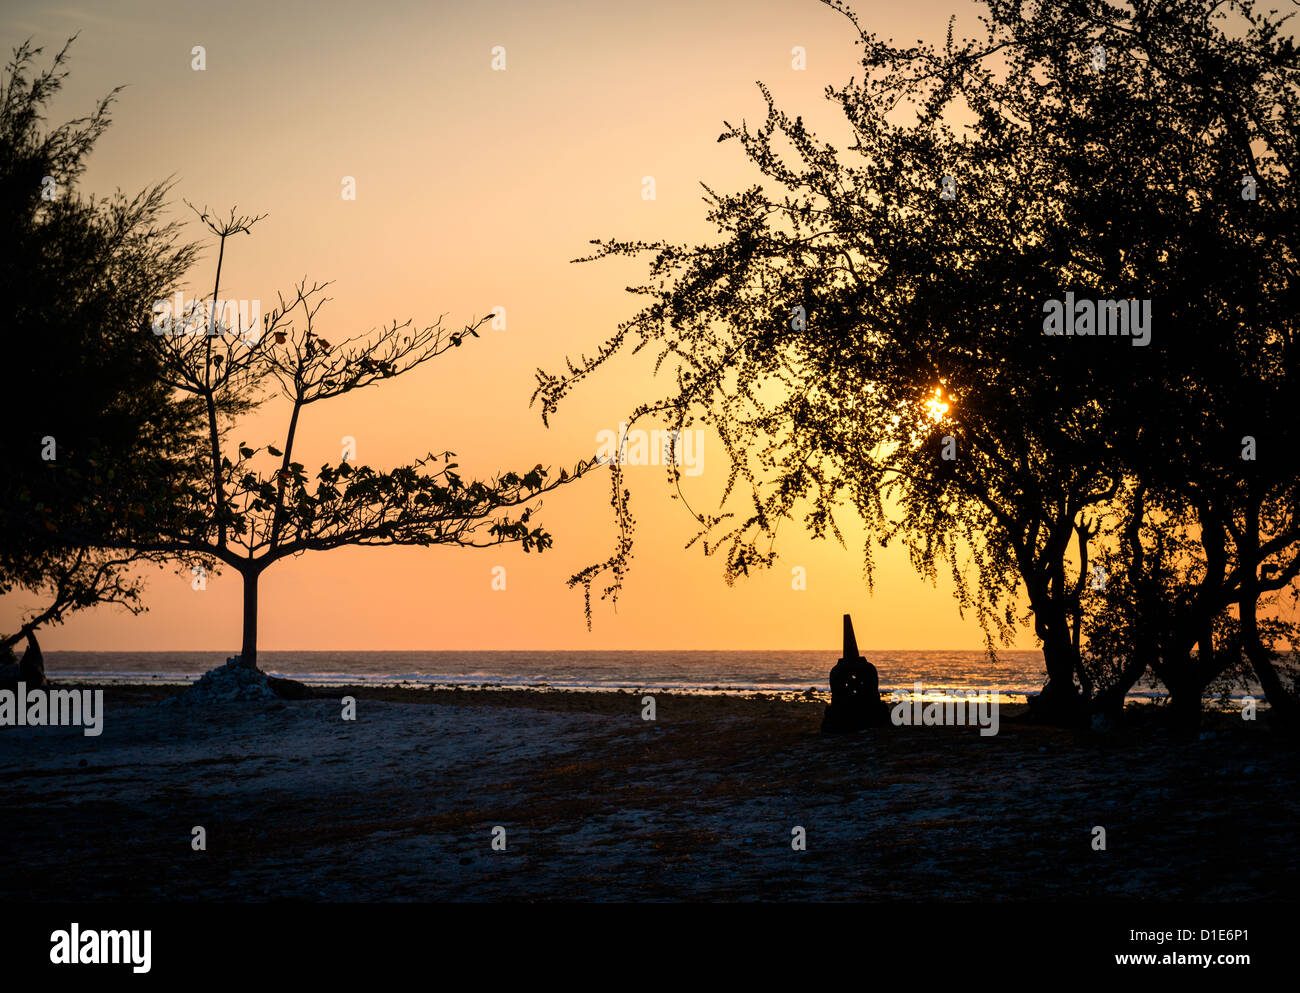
<box><xmin>2</xmin><ymin>683</ymin><xmax>1295</xmax><ymax>901</ymax></box>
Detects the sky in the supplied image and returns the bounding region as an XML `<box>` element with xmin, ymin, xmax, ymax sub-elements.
<box><xmin>0</xmin><ymin>0</ymin><xmax>1038</xmax><ymax>652</ymax></box>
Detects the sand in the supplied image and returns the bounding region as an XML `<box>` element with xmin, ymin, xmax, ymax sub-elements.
<box><xmin>1</xmin><ymin>684</ymin><xmax>1296</xmax><ymax>901</ymax></box>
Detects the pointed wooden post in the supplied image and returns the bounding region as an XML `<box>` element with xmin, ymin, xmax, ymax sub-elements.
<box><xmin>842</xmin><ymin>613</ymin><xmax>861</xmax><ymax>661</ymax></box>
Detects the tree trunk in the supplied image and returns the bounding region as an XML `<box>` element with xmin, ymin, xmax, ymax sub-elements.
<box><xmin>239</xmin><ymin>568</ymin><xmax>259</xmax><ymax>670</ymax></box>
<box><xmin>1241</xmin><ymin>582</ymin><xmax>1299</xmax><ymax>726</ymax></box>
<box><xmin>1167</xmin><ymin>680</ymin><xmax>1203</xmax><ymax>735</ymax></box>
<box><xmin>1244</xmin><ymin>643</ymin><xmax>1299</xmax><ymax>726</ymax></box>
<box><xmin>1238</xmin><ymin>501</ymin><xmax>1297</xmax><ymax>725</ymax></box>
<box><xmin>1021</xmin><ymin>559</ymin><xmax>1085</xmax><ymax>725</ymax></box>
<box><xmin>1090</xmin><ymin>649</ymin><xmax>1151</xmax><ymax>720</ymax></box>
<box><xmin>1032</xmin><ymin>636</ymin><xmax>1085</xmax><ymax>726</ymax></box>
<box><xmin>1160</xmin><ymin>655</ymin><xmax>1205</xmax><ymax>736</ymax></box>
<box><xmin>19</xmin><ymin>629</ymin><xmax>47</xmax><ymax>686</ymax></box>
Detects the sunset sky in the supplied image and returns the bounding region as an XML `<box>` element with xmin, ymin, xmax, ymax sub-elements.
<box><xmin>0</xmin><ymin>0</ymin><xmax>1037</xmax><ymax>652</ymax></box>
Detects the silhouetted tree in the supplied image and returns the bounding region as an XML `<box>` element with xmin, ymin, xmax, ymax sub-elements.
<box><xmin>1087</xmin><ymin>0</ymin><xmax>1300</xmax><ymax>727</ymax></box>
<box><xmin>125</xmin><ymin>213</ymin><xmax>594</xmax><ymax>669</ymax></box>
<box><xmin>536</xmin><ymin>0</ymin><xmax>1300</xmax><ymax>726</ymax></box>
<box><xmin>0</xmin><ymin>38</ymin><xmax>205</xmax><ymax>664</ymax></box>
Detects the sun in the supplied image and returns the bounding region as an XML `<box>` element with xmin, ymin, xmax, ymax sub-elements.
<box><xmin>923</xmin><ymin>386</ymin><xmax>950</xmax><ymax>424</ymax></box>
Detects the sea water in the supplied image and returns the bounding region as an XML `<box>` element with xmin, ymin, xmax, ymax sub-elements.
<box><xmin>40</xmin><ymin>649</ymin><xmax>1196</xmax><ymax>703</ymax></box>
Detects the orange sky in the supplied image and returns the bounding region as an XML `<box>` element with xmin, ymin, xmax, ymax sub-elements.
<box><xmin>0</xmin><ymin>0</ymin><xmax>1037</xmax><ymax>652</ymax></box>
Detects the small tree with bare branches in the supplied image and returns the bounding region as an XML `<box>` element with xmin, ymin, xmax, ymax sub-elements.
<box><xmin>129</xmin><ymin>208</ymin><xmax>592</xmax><ymax>669</ymax></box>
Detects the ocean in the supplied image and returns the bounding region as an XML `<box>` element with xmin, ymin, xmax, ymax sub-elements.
<box><xmin>39</xmin><ymin>649</ymin><xmax>1182</xmax><ymax>703</ymax></box>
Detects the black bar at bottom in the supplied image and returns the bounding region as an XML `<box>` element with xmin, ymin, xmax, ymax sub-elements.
<box><xmin>5</xmin><ymin>902</ymin><xmax>1279</xmax><ymax>981</ymax></box>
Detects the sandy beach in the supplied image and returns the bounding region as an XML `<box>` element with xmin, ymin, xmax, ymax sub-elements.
<box><xmin>1</xmin><ymin>684</ymin><xmax>1295</xmax><ymax>902</ymax></box>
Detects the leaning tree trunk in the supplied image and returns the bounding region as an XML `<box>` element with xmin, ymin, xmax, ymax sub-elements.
<box><xmin>1244</xmin><ymin>643</ymin><xmax>1299</xmax><ymax>727</ymax></box>
<box><xmin>1241</xmin><ymin>582</ymin><xmax>1299</xmax><ymax>727</ymax></box>
<box><xmin>239</xmin><ymin>568</ymin><xmax>259</xmax><ymax>670</ymax></box>
<box><xmin>1090</xmin><ymin>647</ymin><xmax>1153</xmax><ymax>721</ymax></box>
<box><xmin>1238</xmin><ymin>509</ymin><xmax>1298</xmax><ymax>726</ymax></box>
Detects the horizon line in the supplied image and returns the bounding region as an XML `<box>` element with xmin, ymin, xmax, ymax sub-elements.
<box><xmin>42</xmin><ymin>646</ymin><xmax>1036</xmax><ymax>654</ymax></box>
